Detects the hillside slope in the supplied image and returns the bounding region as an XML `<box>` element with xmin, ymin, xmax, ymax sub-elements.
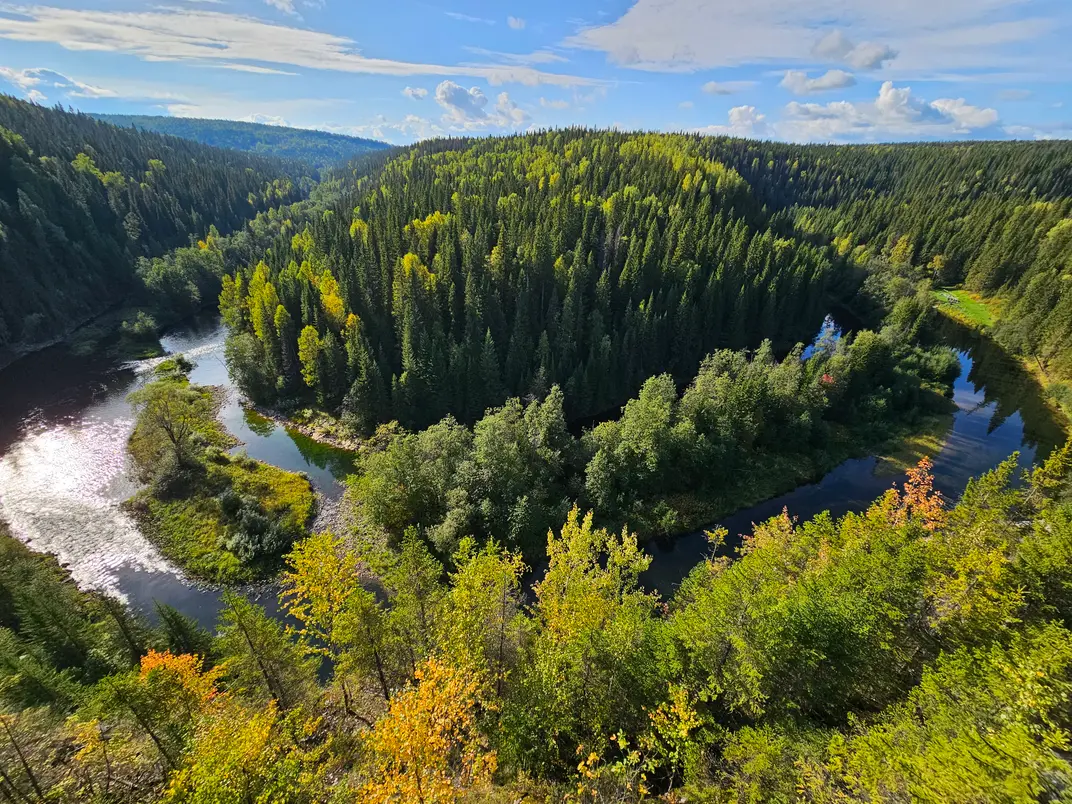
<box><xmin>0</xmin><ymin>95</ymin><xmax>304</xmax><ymax>351</ymax></box>
<box><xmin>96</xmin><ymin>114</ymin><xmax>390</xmax><ymax>168</ymax></box>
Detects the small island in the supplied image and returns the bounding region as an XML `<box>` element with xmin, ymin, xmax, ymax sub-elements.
<box><xmin>124</xmin><ymin>357</ymin><xmax>315</xmax><ymax>583</ymax></box>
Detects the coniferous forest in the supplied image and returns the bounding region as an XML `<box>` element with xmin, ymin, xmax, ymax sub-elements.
<box><xmin>94</xmin><ymin>114</ymin><xmax>390</xmax><ymax>169</ymax></box>
<box><xmin>0</xmin><ymin>95</ymin><xmax>308</xmax><ymax>352</ymax></box>
<box><xmin>3</xmin><ymin>108</ymin><xmax>1072</xmax><ymax>803</ymax></box>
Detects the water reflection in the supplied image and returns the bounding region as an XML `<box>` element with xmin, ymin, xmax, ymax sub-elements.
<box><xmin>641</xmin><ymin>323</ymin><xmax>1067</xmax><ymax>595</ymax></box>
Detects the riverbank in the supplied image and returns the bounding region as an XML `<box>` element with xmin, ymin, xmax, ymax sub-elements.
<box><xmin>243</xmin><ymin>403</ymin><xmax>364</xmax><ymax>452</ymax></box>
<box><xmin>933</xmin><ymin>291</ymin><xmax>1072</xmax><ymax>428</ymax></box>
<box><xmin>654</xmin><ymin>405</ymin><xmax>955</xmax><ymax>539</ymax></box>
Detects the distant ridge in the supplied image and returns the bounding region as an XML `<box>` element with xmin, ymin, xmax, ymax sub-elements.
<box><xmin>94</xmin><ymin>114</ymin><xmax>390</xmax><ymax>168</ymax></box>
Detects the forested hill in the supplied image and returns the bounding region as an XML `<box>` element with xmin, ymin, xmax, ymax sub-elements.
<box><xmin>693</xmin><ymin>137</ymin><xmax>1072</xmax><ymax>378</ymax></box>
<box><xmin>96</xmin><ymin>114</ymin><xmax>390</xmax><ymax>168</ymax></box>
<box><xmin>0</xmin><ymin>95</ymin><xmax>304</xmax><ymax>351</ymax></box>
<box><xmin>224</xmin><ymin>130</ymin><xmax>846</xmax><ymax>432</ymax></box>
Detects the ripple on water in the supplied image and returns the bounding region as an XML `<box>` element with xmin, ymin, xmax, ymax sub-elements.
<box><xmin>0</xmin><ymin>416</ymin><xmax>179</xmax><ymax>601</ymax></box>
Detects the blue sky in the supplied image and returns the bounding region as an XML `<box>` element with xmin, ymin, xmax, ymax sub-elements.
<box><xmin>0</xmin><ymin>0</ymin><xmax>1069</xmax><ymax>144</ymax></box>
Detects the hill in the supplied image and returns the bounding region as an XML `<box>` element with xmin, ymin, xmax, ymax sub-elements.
<box><xmin>0</xmin><ymin>95</ymin><xmax>304</xmax><ymax>351</ymax></box>
<box><xmin>96</xmin><ymin>114</ymin><xmax>390</xmax><ymax>168</ymax></box>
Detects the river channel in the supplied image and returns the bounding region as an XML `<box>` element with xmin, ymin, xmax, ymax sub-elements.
<box><xmin>0</xmin><ymin>314</ymin><xmax>1064</xmax><ymax>626</ymax></box>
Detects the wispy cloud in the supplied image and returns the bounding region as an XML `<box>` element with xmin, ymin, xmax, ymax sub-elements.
<box><xmin>0</xmin><ymin>4</ymin><xmax>598</xmax><ymax>87</ymax></box>
<box><xmin>445</xmin><ymin>11</ymin><xmax>495</xmax><ymax>25</ymax></box>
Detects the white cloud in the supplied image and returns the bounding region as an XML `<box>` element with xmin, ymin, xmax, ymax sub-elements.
<box><xmin>812</xmin><ymin>31</ymin><xmax>896</xmax><ymax>70</ymax></box>
<box><xmin>701</xmin><ymin>80</ymin><xmax>754</xmax><ymax>95</ymax></box>
<box><xmin>329</xmin><ymin>114</ymin><xmax>444</xmax><ymax>144</ymax></box>
<box><xmin>435</xmin><ymin>80</ymin><xmax>489</xmax><ymax>123</ymax></box>
<box><xmin>464</xmin><ymin>47</ymin><xmax>567</xmax><ymax>66</ymax></box>
<box><xmin>696</xmin><ymin>105</ymin><xmax>768</xmax><ymax>137</ymax></box>
<box><xmin>780</xmin><ymin>69</ymin><xmax>855</xmax><ymax>95</ymax></box>
<box><xmin>242</xmin><ymin>113</ymin><xmax>288</xmax><ymax>126</ymax></box>
<box><xmin>929</xmin><ymin>97</ymin><xmax>1000</xmax><ymax>129</ymax></box>
<box><xmin>507</xmin><ymin>16</ymin><xmax>525</xmax><ymax>30</ymax></box>
<box><xmin>779</xmin><ymin>81</ymin><xmax>1000</xmax><ymax>141</ymax></box>
<box><xmin>0</xmin><ymin>4</ymin><xmax>597</xmax><ymax>88</ymax></box>
<box><xmin>264</xmin><ymin>0</ymin><xmax>298</xmax><ymax>16</ymax></box>
<box><xmin>403</xmin><ymin>86</ymin><xmax>428</xmax><ymax>100</ymax></box>
<box><xmin>678</xmin><ymin>100</ymin><xmax>693</xmax><ymax>109</ymax></box>
<box><xmin>433</xmin><ymin>80</ymin><xmax>530</xmax><ymax>130</ymax></box>
<box><xmin>495</xmin><ymin>91</ymin><xmax>530</xmax><ymax>125</ymax></box>
<box><xmin>445</xmin><ymin>11</ymin><xmax>495</xmax><ymax>25</ymax></box>
<box><xmin>567</xmin><ymin>0</ymin><xmax>1049</xmax><ymax>75</ymax></box>
<box><xmin>998</xmin><ymin>89</ymin><xmax>1032</xmax><ymax>101</ymax></box>
<box><xmin>540</xmin><ymin>97</ymin><xmax>569</xmax><ymax>109</ymax></box>
<box><xmin>218</xmin><ymin>63</ymin><xmax>298</xmax><ymax>75</ymax></box>
<box><xmin>0</xmin><ymin>65</ymin><xmax>116</xmax><ymax>98</ymax></box>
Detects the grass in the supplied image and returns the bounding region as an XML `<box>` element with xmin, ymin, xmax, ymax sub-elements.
<box><xmin>933</xmin><ymin>288</ymin><xmax>1000</xmax><ymax>330</ymax></box>
<box><xmin>128</xmin><ymin>454</ymin><xmax>316</xmax><ymax>585</ymax></box>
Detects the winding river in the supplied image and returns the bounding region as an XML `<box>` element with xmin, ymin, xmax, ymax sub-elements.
<box><xmin>0</xmin><ymin>314</ymin><xmax>1064</xmax><ymax>626</ymax></box>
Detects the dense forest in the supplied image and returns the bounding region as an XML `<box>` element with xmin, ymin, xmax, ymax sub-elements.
<box><xmin>95</xmin><ymin>115</ymin><xmax>390</xmax><ymax>169</ymax></box>
<box><xmin>3</xmin><ymin>115</ymin><xmax>1072</xmax><ymax>801</ymax></box>
<box><xmin>4</xmin><ymin>445</ymin><xmax>1072</xmax><ymax>801</ymax></box>
<box><xmin>221</xmin><ymin>131</ymin><xmax>849</xmax><ymax>431</ymax></box>
<box><xmin>219</xmin><ymin>132</ymin><xmax>1072</xmax><ymax>436</ymax></box>
<box><xmin>0</xmin><ymin>95</ymin><xmax>307</xmax><ymax>351</ymax></box>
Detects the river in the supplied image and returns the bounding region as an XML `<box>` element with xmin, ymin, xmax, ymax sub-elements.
<box><xmin>0</xmin><ymin>314</ymin><xmax>1065</xmax><ymax>626</ymax></box>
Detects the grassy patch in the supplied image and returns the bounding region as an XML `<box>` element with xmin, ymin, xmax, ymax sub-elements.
<box><xmin>933</xmin><ymin>289</ymin><xmax>999</xmax><ymax>330</ymax></box>
<box><xmin>128</xmin><ymin>453</ymin><xmax>315</xmax><ymax>585</ymax></box>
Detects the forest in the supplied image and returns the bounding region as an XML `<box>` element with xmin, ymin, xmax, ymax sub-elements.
<box><xmin>2</xmin><ymin>119</ymin><xmax>1072</xmax><ymax>801</ymax></box>
<box><xmin>94</xmin><ymin>115</ymin><xmax>390</xmax><ymax>170</ymax></box>
<box><xmin>0</xmin><ymin>95</ymin><xmax>308</xmax><ymax>353</ymax></box>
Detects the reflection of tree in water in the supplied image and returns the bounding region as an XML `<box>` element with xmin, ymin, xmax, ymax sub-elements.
<box><xmin>287</xmin><ymin>428</ymin><xmax>356</xmax><ymax>479</ymax></box>
<box><xmin>938</xmin><ymin>317</ymin><xmax>1065</xmax><ymax>459</ymax></box>
<box><xmin>243</xmin><ymin>408</ymin><xmax>276</xmax><ymax>438</ymax></box>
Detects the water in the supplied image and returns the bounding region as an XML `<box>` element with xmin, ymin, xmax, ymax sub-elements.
<box><xmin>640</xmin><ymin>317</ymin><xmax>1067</xmax><ymax>592</ymax></box>
<box><xmin>0</xmin><ymin>314</ymin><xmax>1065</xmax><ymax>625</ymax></box>
<box><xmin>0</xmin><ymin>314</ymin><xmax>354</xmax><ymax>627</ymax></box>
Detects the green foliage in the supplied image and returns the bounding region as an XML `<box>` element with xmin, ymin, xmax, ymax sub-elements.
<box><xmin>0</xmin><ymin>94</ymin><xmax>305</xmax><ymax>349</ymax></box>
<box><xmin>95</xmin><ymin>113</ymin><xmax>388</xmax><ymax>168</ymax></box>
<box><xmin>127</xmin><ymin>366</ymin><xmax>315</xmax><ymax>583</ymax></box>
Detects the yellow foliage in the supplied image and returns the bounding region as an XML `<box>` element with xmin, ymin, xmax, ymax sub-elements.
<box><xmin>359</xmin><ymin>658</ymin><xmax>496</xmax><ymax>803</ymax></box>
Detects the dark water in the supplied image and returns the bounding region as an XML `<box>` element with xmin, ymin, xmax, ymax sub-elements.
<box><xmin>640</xmin><ymin>317</ymin><xmax>1067</xmax><ymax>592</ymax></box>
<box><xmin>0</xmin><ymin>314</ymin><xmax>353</xmax><ymax>627</ymax></box>
<box><xmin>0</xmin><ymin>314</ymin><xmax>1064</xmax><ymax>626</ymax></box>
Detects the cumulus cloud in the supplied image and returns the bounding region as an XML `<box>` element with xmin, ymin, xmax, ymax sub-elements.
<box><xmin>0</xmin><ymin>4</ymin><xmax>597</xmax><ymax>88</ymax></box>
<box><xmin>812</xmin><ymin>31</ymin><xmax>896</xmax><ymax>70</ymax></box>
<box><xmin>403</xmin><ymin>86</ymin><xmax>428</xmax><ymax>100</ymax></box>
<box><xmin>779</xmin><ymin>81</ymin><xmax>999</xmax><ymax>141</ymax></box>
<box><xmin>0</xmin><ymin>65</ymin><xmax>116</xmax><ymax>98</ymax></box>
<box><xmin>241</xmin><ymin>113</ymin><xmax>288</xmax><ymax>125</ymax></box>
<box><xmin>701</xmin><ymin>80</ymin><xmax>754</xmax><ymax>95</ymax></box>
<box><xmin>507</xmin><ymin>16</ymin><xmax>525</xmax><ymax>30</ymax></box>
<box><xmin>696</xmin><ymin>105</ymin><xmax>768</xmax><ymax>137</ymax></box>
<box><xmin>566</xmin><ymin>0</ymin><xmax>1040</xmax><ymax>74</ymax></box>
<box><xmin>435</xmin><ymin>80</ymin><xmax>489</xmax><ymax>122</ymax></box>
<box><xmin>433</xmin><ymin>80</ymin><xmax>530</xmax><ymax>130</ymax></box>
<box><xmin>780</xmin><ymin>69</ymin><xmax>855</xmax><ymax>94</ymax></box>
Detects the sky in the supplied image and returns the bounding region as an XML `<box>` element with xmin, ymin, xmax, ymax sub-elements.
<box><xmin>0</xmin><ymin>0</ymin><xmax>1069</xmax><ymax>144</ymax></box>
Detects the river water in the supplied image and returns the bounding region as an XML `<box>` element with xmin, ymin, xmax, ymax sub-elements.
<box><xmin>0</xmin><ymin>315</ymin><xmax>1065</xmax><ymax>626</ymax></box>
